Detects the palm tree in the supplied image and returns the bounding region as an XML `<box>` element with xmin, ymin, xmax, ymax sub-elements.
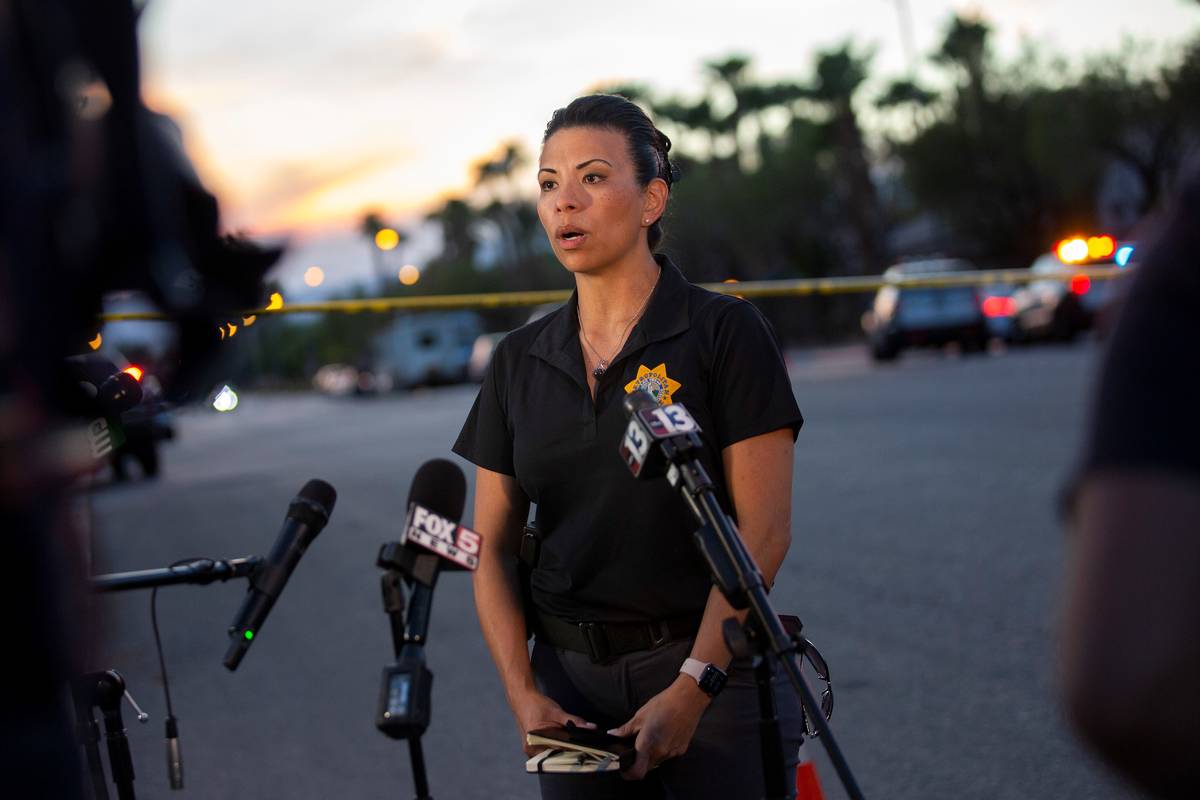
<box><xmin>426</xmin><ymin>199</ymin><xmax>478</xmax><ymax>265</ymax></box>
<box><xmin>359</xmin><ymin>211</ymin><xmax>404</xmax><ymax>293</ymax></box>
<box><xmin>594</xmin><ymin>82</ymin><xmax>652</xmax><ymax>106</ymax></box>
<box><xmin>472</xmin><ymin>141</ymin><xmax>532</xmax><ymax>267</ymax></box>
<box><xmin>702</xmin><ymin>54</ymin><xmax>754</xmax><ymax>168</ymax></box>
<box><xmin>474</xmin><ymin>139</ymin><xmax>528</xmax><ymax>204</ymax></box>
<box><xmin>806</xmin><ymin>44</ymin><xmax>887</xmax><ymax>274</ymax></box>
<box><xmin>652</xmin><ymin>96</ymin><xmax>720</xmax><ymax>160</ymax></box>
<box><xmin>876</xmin><ymin>78</ymin><xmax>939</xmax><ymax>136</ymax></box>
<box><xmin>935</xmin><ymin>15</ymin><xmax>991</xmax><ymax>133</ymax></box>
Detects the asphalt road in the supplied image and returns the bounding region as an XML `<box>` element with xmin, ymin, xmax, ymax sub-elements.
<box><xmin>87</xmin><ymin>342</ymin><xmax>1139</xmax><ymax>800</ymax></box>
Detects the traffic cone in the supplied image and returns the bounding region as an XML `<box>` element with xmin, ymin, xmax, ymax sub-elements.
<box><xmin>795</xmin><ymin>739</ymin><xmax>826</xmax><ymax>800</ymax></box>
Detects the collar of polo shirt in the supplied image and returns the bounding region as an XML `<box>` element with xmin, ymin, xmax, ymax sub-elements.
<box><xmin>528</xmin><ymin>254</ymin><xmax>691</xmax><ymax>384</ymax></box>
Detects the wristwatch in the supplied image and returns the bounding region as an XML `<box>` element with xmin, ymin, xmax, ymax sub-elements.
<box><xmin>679</xmin><ymin>658</ymin><xmax>727</xmax><ymax>697</ymax></box>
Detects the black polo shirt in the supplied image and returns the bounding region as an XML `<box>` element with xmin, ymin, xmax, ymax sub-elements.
<box><xmin>453</xmin><ymin>255</ymin><xmax>803</xmax><ymax>624</ymax></box>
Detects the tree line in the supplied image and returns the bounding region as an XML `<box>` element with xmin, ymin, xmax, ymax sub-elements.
<box><xmin>412</xmin><ymin>15</ymin><xmax>1196</xmax><ymax>337</ymax></box>
<box><xmin>246</xmin><ymin>12</ymin><xmax>1200</xmax><ymax>382</ymax></box>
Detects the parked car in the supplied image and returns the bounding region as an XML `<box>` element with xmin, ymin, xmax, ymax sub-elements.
<box><xmin>467</xmin><ymin>332</ymin><xmax>508</xmax><ymax>383</ymax></box>
<box><xmin>863</xmin><ymin>259</ymin><xmax>989</xmax><ymax>361</ymax></box>
<box><xmin>979</xmin><ymin>282</ymin><xmax>1018</xmax><ymax>342</ymax></box>
<box><xmin>1010</xmin><ymin>238</ymin><xmax>1137</xmax><ymax>343</ymax></box>
<box><xmin>312</xmin><ymin>363</ymin><xmax>394</xmax><ymax>396</ymax></box>
<box><xmin>373</xmin><ymin>311</ymin><xmax>483</xmax><ymax>389</ymax></box>
<box><xmin>467</xmin><ymin>304</ymin><xmax>561</xmax><ymax>382</ymax></box>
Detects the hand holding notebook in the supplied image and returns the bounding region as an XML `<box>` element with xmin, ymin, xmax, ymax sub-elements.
<box><xmin>525</xmin><ymin>722</ymin><xmax>637</xmax><ymax>774</ymax></box>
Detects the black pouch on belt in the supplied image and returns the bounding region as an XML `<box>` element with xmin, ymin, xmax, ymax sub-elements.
<box><xmin>518</xmin><ymin>523</ymin><xmax>541</xmax><ymax>641</ymax></box>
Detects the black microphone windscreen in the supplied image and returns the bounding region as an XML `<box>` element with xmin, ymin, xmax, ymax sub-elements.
<box><xmin>95</xmin><ymin>371</ymin><xmax>144</xmax><ymax>416</ymax></box>
<box><xmin>297</xmin><ymin>479</ymin><xmax>337</xmax><ymax>516</ymax></box>
<box><xmin>623</xmin><ymin>389</ymin><xmax>659</xmax><ymax>419</ymax></box>
<box><xmin>407</xmin><ymin>459</ymin><xmax>466</xmax><ymax>522</ymax></box>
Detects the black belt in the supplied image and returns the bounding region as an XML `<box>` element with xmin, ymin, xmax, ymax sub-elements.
<box><xmin>533</xmin><ymin>609</ymin><xmax>703</xmax><ymax>664</ymax></box>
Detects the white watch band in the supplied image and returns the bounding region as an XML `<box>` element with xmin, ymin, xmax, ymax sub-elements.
<box><xmin>679</xmin><ymin>657</ymin><xmax>708</xmax><ymax>684</ymax></box>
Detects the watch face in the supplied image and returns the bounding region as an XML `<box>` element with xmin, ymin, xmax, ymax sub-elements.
<box><xmin>699</xmin><ymin>665</ymin><xmax>727</xmax><ymax>696</ymax></box>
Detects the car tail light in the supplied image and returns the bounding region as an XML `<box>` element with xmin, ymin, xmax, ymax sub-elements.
<box><xmin>981</xmin><ymin>296</ymin><xmax>1015</xmax><ymax>318</ymax></box>
<box><xmin>1069</xmin><ymin>275</ymin><xmax>1091</xmax><ymax>295</ymax></box>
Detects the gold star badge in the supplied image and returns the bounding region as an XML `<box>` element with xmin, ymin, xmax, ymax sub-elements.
<box><xmin>624</xmin><ymin>363</ymin><xmax>682</xmax><ymax>405</ymax></box>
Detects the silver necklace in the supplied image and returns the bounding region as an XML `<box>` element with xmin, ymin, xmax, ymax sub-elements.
<box><xmin>579</xmin><ymin>269</ymin><xmax>660</xmax><ymax>379</ymax></box>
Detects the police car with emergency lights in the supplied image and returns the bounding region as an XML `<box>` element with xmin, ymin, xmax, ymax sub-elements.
<box><xmin>1008</xmin><ymin>235</ymin><xmax>1137</xmax><ymax>343</ymax></box>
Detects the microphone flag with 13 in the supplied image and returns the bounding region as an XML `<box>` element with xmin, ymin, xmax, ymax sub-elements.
<box><xmin>619</xmin><ymin>389</ymin><xmax>701</xmax><ymax>479</ymax></box>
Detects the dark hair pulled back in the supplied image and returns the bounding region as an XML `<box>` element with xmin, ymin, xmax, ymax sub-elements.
<box><xmin>542</xmin><ymin>94</ymin><xmax>680</xmax><ymax>252</ymax></box>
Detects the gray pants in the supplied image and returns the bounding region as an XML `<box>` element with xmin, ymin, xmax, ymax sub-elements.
<box><xmin>531</xmin><ymin>637</ymin><xmax>805</xmax><ymax>800</ymax></box>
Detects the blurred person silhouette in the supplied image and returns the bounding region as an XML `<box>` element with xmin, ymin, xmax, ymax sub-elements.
<box><xmin>1062</xmin><ymin>168</ymin><xmax>1200</xmax><ymax>799</ymax></box>
<box><xmin>2</xmin><ymin>1</ymin><xmax>276</xmax><ymax>795</ymax></box>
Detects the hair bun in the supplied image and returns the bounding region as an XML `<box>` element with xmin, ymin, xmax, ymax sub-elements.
<box><xmin>656</xmin><ymin>130</ymin><xmax>679</xmax><ymax>186</ymax></box>
<box><xmin>664</xmin><ymin>156</ymin><xmax>681</xmax><ymax>186</ymax></box>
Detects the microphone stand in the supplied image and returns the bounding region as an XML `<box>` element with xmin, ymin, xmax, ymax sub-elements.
<box><xmin>72</xmin><ymin>670</ymin><xmax>136</xmax><ymax>800</ymax></box>
<box><xmin>79</xmin><ymin>557</ymin><xmax>263</xmax><ymax>798</ymax></box>
<box><xmin>657</xmin><ymin>437</ymin><xmax>867</xmax><ymax>800</ymax></box>
<box><xmin>376</xmin><ymin>542</ymin><xmax>440</xmax><ymax>800</ymax></box>
<box><xmin>91</xmin><ymin>557</ymin><xmax>263</xmax><ymax>593</ymax></box>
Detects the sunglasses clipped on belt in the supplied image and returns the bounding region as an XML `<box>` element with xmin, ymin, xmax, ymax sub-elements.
<box><xmin>778</xmin><ymin>614</ymin><xmax>834</xmax><ymax>737</ymax></box>
<box><xmin>797</xmin><ymin>635</ymin><xmax>834</xmax><ymax>737</ymax></box>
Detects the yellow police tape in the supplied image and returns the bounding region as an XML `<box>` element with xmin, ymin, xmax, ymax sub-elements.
<box><xmin>97</xmin><ymin>266</ymin><xmax>1128</xmax><ymax>322</ymax></box>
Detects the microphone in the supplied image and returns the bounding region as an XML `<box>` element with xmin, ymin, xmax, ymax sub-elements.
<box><xmin>91</xmin><ymin>371</ymin><xmax>144</xmax><ymax>417</ymax></box>
<box><xmin>618</xmin><ymin>381</ymin><xmax>863</xmax><ymax>799</ymax></box>
<box><xmin>623</xmin><ymin>389</ymin><xmax>658</xmax><ymax>417</ymax></box>
<box><xmin>619</xmin><ymin>389</ymin><xmax>703</xmax><ymax>479</ymax></box>
<box><xmin>224</xmin><ymin>479</ymin><xmax>337</xmax><ymax>670</ymax></box>
<box><xmin>68</xmin><ymin>356</ymin><xmax>146</xmax><ymax>459</ymax></box>
<box><xmin>376</xmin><ymin>459</ymin><xmax>479</xmax><ymax>741</ymax></box>
<box><xmin>399</xmin><ymin>459</ymin><xmax>479</xmax><ymax>575</ymax></box>
<box><xmin>94</xmin><ymin>370</ymin><xmax>144</xmax><ymax>417</ymax></box>
<box><xmin>618</xmin><ymin>390</ymin><xmax>748</xmax><ymax>605</ymax></box>
<box><xmin>68</xmin><ymin>355</ymin><xmax>144</xmax><ymax>416</ymax></box>
<box><xmin>406</xmin><ymin>458</ymin><xmax>467</xmax><ymax>535</ymax></box>
<box><xmin>397</xmin><ymin>460</ymin><xmax>471</xmax><ymax>639</ymax></box>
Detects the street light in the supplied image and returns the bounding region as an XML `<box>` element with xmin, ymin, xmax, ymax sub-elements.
<box><xmin>375</xmin><ymin>228</ymin><xmax>400</xmax><ymax>251</ymax></box>
<box><xmin>304</xmin><ymin>266</ymin><xmax>326</xmax><ymax>287</ymax></box>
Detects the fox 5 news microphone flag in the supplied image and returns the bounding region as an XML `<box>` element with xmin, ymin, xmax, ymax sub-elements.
<box><xmin>400</xmin><ymin>503</ymin><xmax>481</xmax><ymax>571</ymax></box>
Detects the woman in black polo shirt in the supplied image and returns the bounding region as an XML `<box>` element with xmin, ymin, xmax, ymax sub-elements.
<box><xmin>454</xmin><ymin>94</ymin><xmax>805</xmax><ymax>799</ymax></box>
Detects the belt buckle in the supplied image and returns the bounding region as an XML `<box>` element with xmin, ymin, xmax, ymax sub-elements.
<box><xmin>648</xmin><ymin>621</ymin><xmax>670</xmax><ymax>648</ymax></box>
<box><xmin>580</xmin><ymin>623</ymin><xmax>611</xmax><ymax>663</ymax></box>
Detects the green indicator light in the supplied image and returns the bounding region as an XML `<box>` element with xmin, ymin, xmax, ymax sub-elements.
<box><xmin>244</xmin><ymin>630</ymin><xmax>254</xmax><ymax>641</ymax></box>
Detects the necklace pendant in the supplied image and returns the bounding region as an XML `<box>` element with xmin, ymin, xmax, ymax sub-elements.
<box><xmin>593</xmin><ymin>362</ymin><xmax>607</xmax><ymax>379</ymax></box>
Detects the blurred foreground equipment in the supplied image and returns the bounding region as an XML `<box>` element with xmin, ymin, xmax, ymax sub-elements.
<box><xmin>1062</xmin><ymin>173</ymin><xmax>1200</xmax><ymax>800</ymax></box>
<box><xmin>1</xmin><ymin>1</ymin><xmax>277</xmax><ymax>795</ymax></box>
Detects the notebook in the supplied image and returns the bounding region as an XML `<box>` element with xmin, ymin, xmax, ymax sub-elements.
<box><xmin>525</xmin><ymin>724</ymin><xmax>637</xmax><ymax>774</ymax></box>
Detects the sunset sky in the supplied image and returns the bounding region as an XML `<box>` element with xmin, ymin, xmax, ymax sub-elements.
<box><xmin>139</xmin><ymin>0</ymin><xmax>1199</xmax><ymax>293</ymax></box>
